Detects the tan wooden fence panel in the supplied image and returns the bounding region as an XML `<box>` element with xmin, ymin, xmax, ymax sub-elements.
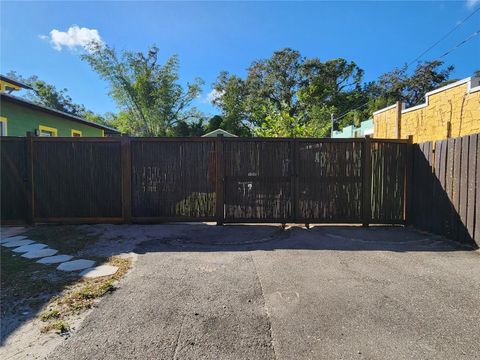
<box><xmin>412</xmin><ymin>133</ymin><xmax>479</xmax><ymax>247</ymax></box>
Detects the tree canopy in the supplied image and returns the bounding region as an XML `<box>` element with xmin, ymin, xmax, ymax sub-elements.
<box><xmin>5</xmin><ymin>71</ymin><xmax>114</xmax><ymax>127</ymax></box>
<box><xmin>367</xmin><ymin>60</ymin><xmax>455</xmax><ymax>109</ymax></box>
<box><xmin>6</xmin><ymin>71</ymin><xmax>88</xmax><ymax>116</ymax></box>
<box><xmin>211</xmin><ymin>48</ymin><xmax>454</xmax><ymax>137</ymax></box>
<box><xmin>81</xmin><ymin>43</ymin><xmax>204</xmax><ymax>136</ymax></box>
<box><xmin>7</xmin><ymin>46</ymin><xmax>456</xmax><ymax>138</ymax></box>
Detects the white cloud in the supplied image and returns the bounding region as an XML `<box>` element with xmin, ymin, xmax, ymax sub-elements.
<box><xmin>40</xmin><ymin>25</ymin><xmax>104</xmax><ymax>52</ymax></box>
<box><xmin>205</xmin><ymin>89</ymin><xmax>224</xmax><ymax>104</ymax></box>
<box><xmin>466</xmin><ymin>0</ymin><xmax>480</xmax><ymax>8</ymax></box>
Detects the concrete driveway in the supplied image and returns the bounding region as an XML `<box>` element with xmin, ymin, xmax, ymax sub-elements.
<box><xmin>49</xmin><ymin>224</ymin><xmax>480</xmax><ymax>359</ymax></box>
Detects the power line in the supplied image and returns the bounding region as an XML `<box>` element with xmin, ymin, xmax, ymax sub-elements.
<box><xmin>438</xmin><ymin>29</ymin><xmax>480</xmax><ymax>59</ymax></box>
<box><xmin>333</xmin><ymin>27</ymin><xmax>480</xmax><ymax>123</ymax></box>
<box><xmin>332</xmin><ymin>8</ymin><xmax>480</xmax><ymax>124</ymax></box>
<box><xmin>407</xmin><ymin>7</ymin><xmax>480</xmax><ymax>67</ymax></box>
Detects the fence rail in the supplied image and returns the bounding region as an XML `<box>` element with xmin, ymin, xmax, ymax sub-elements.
<box><xmin>1</xmin><ymin>135</ymin><xmax>410</xmax><ymax>226</ymax></box>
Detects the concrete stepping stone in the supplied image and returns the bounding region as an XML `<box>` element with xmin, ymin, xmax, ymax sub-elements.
<box><xmin>0</xmin><ymin>235</ymin><xmax>27</xmax><ymax>244</ymax></box>
<box><xmin>80</xmin><ymin>265</ymin><xmax>119</xmax><ymax>278</ymax></box>
<box><xmin>22</xmin><ymin>248</ymin><xmax>58</xmax><ymax>259</ymax></box>
<box><xmin>12</xmin><ymin>243</ymin><xmax>47</xmax><ymax>253</ymax></box>
<box><xmin>37</xmin><ymin>254</ymin><xmax>73</xmax><ymax>264</ymax></box>
<box><xmin>3</xmin><ymin>239</ymin><xmax>35</xmax><ymax>248</ymax></box>
<box><xmin>57</xmin><ymin>259</ymin><xmax>95</xmax><ymax>272</ymax></box>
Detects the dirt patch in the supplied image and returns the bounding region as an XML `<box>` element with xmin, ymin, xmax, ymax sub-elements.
<box><xmin>1</xmin><ymin>247</ymin><xmax>77</xmax><ymax>338</ymax></box>
<box><xmin>39</xmin><ymin>256</ymin><xmax>131</xmax><ymax>334</ymax></box>
<box><xmin>23</xmin><ymin>225</ymin><xmax>103</xmax><ymax>255</ymax></box>
<box><xmin>0</xmin><ymin>225</ymin><xmax>134</xmax><ymax>359</ymax></box>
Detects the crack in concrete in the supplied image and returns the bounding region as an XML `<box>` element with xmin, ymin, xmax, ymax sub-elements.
<box><xmin>251</xmin><ymin>253</ymin><xmax>277</xmax><ymax>360</ymax></box>
<box><xmin>172</xmin><ymin>315</ymin><xmax>186</xmax><ymax>360</ymax></box>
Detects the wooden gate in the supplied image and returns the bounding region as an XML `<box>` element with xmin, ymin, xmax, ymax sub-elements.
<box><xmin>220</xmin><ymin>137</ymin><xmax>408</xmax><ymax>225</ymax></box>
<box><xmin>223</xmin><ymin>138</ymin><xmax>293</xmax><ymax>222</ymax></box>
<box><xmin>0</xmin><ymin>135</ymin><xmax>410</xmax><ymax>225</ymax></box>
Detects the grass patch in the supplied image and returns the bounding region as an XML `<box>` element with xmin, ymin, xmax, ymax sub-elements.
<box><xmin>0</xmin><ymin>247</ymin><xmax>75</xmax><ymax>316</ymax></box>
<box><xmin>41</xmin><ymin>320</ymin><xmax>70</xmax><ymax>334</ymax></box>
<box><xmin>1</xmin><ymin>225</ymin><xmax>101</xmax><ymax>317</ymax></box>
<box><xmin>39</xmin><ymin>256</ymin><xmax>131</xmax><ymax>333</ymax></box>
<box><xmin>2</xmin><ymin>225</ymin><xmax>131</xmax><ymax>336</ymax></box>
<box><xmin>23</xmin><ymin>225</ymin><xmax>101</xmax><ymax>255</ymax></box>
<box><xmin>2</xmin><ymin>224</ymin><xmax>131</xmax><ymax>337</ymax></box>
<box><xmin>40</xmin><ymin>309</ymin><xmax>60</xmax><ymax>321</ymax></box>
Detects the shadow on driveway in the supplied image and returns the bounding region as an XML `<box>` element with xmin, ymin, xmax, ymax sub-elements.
<box><xmin>1</xmin><ymin>223</ymin><xmax>478</xmax><ymax>359</ymax></box>
<box><xmin>134</xmin><ymin>224</ymin><xmax>476</xmax><ymax>254</ymax></box>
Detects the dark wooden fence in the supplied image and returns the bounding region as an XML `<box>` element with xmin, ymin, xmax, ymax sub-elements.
<box><xmin>1</xmin><ymin>135</ymin><xmax>410</xmax><ymax>226</ymax></box>
<box><xmin>412</xmin><ymin>133</ymin><xmax>480</xmax><ymax>247</ymax></box>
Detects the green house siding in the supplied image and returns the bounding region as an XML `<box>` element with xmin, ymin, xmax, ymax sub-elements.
<box><xmin>332</xmin><ymin>119</ymin><xmax>374</xmax><ymax>138</ymax></box>
<box><xmin>1</xmin><ymin>101</ymin><xmax>104</xmax><ymax>137</ymax></box>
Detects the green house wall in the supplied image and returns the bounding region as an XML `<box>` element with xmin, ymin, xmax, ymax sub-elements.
<box><xmin>1</xmin><ymin>101</ymin><xmax>104</xmax><ymax>137</ymax></box>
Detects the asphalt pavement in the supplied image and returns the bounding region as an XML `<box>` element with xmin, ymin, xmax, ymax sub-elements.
<box><xmin>48</xmin><ymin>224</ymin><xmax>480</xmax><ymax>359</ymax></box>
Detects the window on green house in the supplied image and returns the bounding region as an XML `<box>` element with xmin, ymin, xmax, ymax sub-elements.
<box><xmin>38</xmin><ymin>125</ymin><xmax>58</xmax><ymax>137</ymax></box>
<box><xmin>0</xmin><ymin>117</ymin><xmax>7</xmax><ymax>136</ymax></box>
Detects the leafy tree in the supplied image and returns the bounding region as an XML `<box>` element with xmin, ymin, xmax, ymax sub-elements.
<box><xmin>5</xmin><ymin>71</ymin><xmax>113</xmax><ymax>127</ymax></box>
<box><xmin>212</xmin><ymin>48</ymin><xmax>366</xmax><ymax>137</ymax></box>
<box><xmin>206</xmin><ymin>115</ymin><xmax>223</xmax><ymax>133</ymax></box>
<box><xmin>81</xmin><ymin>43</ymin><xmax>204</xmax><ymax>136</ymax></box>
<box><xmin>299</xmin><ymin>58</ymin><xmax>366</xmax><ymax>129</ymax></box>
<box><xmin>244</xmin><ymin>49</ymin><xmax>305</xmax><ymax>123</ymax></box>
<box><xmin>172</xmin><ymin>118</ymin><xmax>206</xmax><ymax>136</ymax></box>
<box><xmin>210</xmin><ymin>73</ymin><xmax>251</xmax><ymax>136</ymax></box>
<box><xmin>369</xmin><ymin>60</ymin><xmax>454</xmax><ymax>108</ymax></box>
<box><xmin>6</xmin><ymin>71</ymin><xmax>87</xmax><ymax>116</ymax></box>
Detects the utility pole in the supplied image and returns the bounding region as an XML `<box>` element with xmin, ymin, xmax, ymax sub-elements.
<box><xmin>330</xmin><ymin>113</ymin><xmax>335</xmax><ymax>138</ymax></box>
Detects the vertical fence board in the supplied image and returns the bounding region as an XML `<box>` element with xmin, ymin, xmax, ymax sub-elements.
<box><xmin>458</xmin><ymin>136</ymin><xmax>470</xmax><ymax>242</ymax></box>
<box><xmin>425</xmin><ymin>142</ymin><xmax>434</xmax><ymax>230</ymax></box>
<box><xmin>452</xmin><ymin>137</ymin><xmax>462</xmax><ymax>241</ymax></box>
<box><xmin>445</xmin><ymin>138</ymin><xmax>455</xmax><ymax>238</ymax></box>
<box><xmin>291</xmin><ymin>139</ymin><xmax>299</xmax><ymax>223</ymax></box>
<box><xmin>413</xmin><ymin>142</ymin><xmax>434</xmax><ymax>231</ymax></box>
<box><xmin>362</xmin><ymin>137</ymin><xmax>372</xmax><ymax>226</ymax></box>
<box><xmin>215</xmin><ymin>135</ymin><xmax>225</xmax><ymax>224</ymax></box>
<box><xmin>0</xmin><ymin>138</ymin><xmax>27</xmax><ymax>223</ymax></box>
<box><xmin>405</xmin><ymin>136</ymin><xmax>414</xmax><ymax>224</ymax></box>
<box><xmin>432</xmin><ymin>141</ymin><xmax>442</xmax><ymax>234</ymax></box>
<box><xmin>475</xmin><ymin>134</ymin><xmax>480</xmax><ymax>244</ymax></box>
<box><xmin>466</xmin><ymin>134</ymin><xmax>477</xmax><ymax>241</ymax></box>
<box><xmin>121</xmin><ymin>137</ymin><xmax>132</xmax><ymax>223</ymax></box>
<box><xmin>26</xmin><ymin>134</ymin><xmax>34</xmax><ymax>224</ymax></box>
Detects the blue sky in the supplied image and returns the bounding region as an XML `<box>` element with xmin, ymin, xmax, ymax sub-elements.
<box><xmin>1</xmin><ymin>1</ymin><xmax>479</xmax><ymax>117</ymax></box>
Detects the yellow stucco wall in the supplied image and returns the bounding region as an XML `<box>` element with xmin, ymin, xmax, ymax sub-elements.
<box><xmin>373</xmin><ymin>78</ymin><xmax>480</xmax><ymax>143</ymax></box>
<box><xmin>373</xmin><ymin>105</ymin><xmax>398</xmax><ymax>139</ymax></box>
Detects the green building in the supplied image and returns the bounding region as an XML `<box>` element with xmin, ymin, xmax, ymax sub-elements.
<box><xmin>0</xmin><ymin>75</ymin><xmax>118</xmax><ymax>137</ymax></box>
<box><xmin>332</xmin><ymin>119</ymin><xmax>374</xmax><ymax>138</ymax></box>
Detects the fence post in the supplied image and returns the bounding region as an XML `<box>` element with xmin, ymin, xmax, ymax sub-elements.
<box><xmin>215</xmin><ymin>134</ymin><xmax>225</xmax><ymax>225</ymax></box>
<box><xmin>404</xmin><ymin>135</ymin><xmax>414</xmax><ymax>225</ymax></box>
<box><xmin>121</xmin><ymin>136</ymin><xmax>132</xmax><ymax>223</ymax></box>
<box><xmin>362</xmin><ymin>135</ymin><xmax>372</xmax><ymax>227</ymax></box>
<box><xmin>25</xmin><ymin>132</ymin><xmax>34</xmax><ymax>225</ymax></box>
<box><xmin>291</xmin><ymin>138</ymin><xmax>299</xmax><ymax>224</ymax></box>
